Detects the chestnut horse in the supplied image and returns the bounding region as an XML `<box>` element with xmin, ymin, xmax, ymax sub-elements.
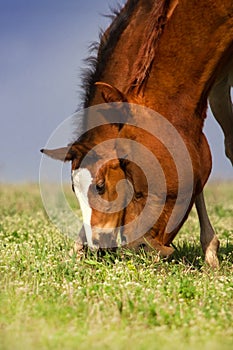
<box><xmin>41</xmin><ymin>0</ymin><xmax>233</xmax><ymax>267</ymax></box>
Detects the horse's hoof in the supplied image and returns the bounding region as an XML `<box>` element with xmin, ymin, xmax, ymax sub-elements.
<box><xmin>204</xmin><ymin>237</ymin><xmax>220</xmax><ymax>269</ymax></box>
<box><xmin>205</xmin><ymin>251</ymin><xmax>220</xmax><ymax>269</ymax></box>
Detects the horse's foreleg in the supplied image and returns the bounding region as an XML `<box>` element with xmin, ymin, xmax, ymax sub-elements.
<box><xmin>195</xmin><ymin>192</ymin><xmax>220</xmax><ymax>268</ymax></box>
<box><xmin>209</xmin><ymin>62</ymin><xmax>233</xmax><ymax>165</ymax></box>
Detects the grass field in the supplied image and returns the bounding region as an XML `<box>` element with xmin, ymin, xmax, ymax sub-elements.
<box><xmin>0</xmin><ymin>182</ymin><xmax>232</xmax><ymax>350</ymax></box>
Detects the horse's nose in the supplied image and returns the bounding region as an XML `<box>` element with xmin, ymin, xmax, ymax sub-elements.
<box><xmin>92</xmin><ymin>232</ymin><xmax>117</xmax><ymax>249</ymax></box>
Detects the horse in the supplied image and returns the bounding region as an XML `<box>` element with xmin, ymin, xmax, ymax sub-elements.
<box><xmin>41</xmin><ymin>0</ymin><xmax>233</xmax><ymax>267</ymax></box>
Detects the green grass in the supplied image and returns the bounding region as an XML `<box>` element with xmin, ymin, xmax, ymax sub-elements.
<box><xmin>0</xmin><ymin>182</ymin><xmax>232</xmax><ymax>350</ymax></box>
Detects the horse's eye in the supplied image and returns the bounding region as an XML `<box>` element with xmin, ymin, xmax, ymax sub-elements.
<box><xmin>96</xmin><ymin>181</ymin><xmax>105</xmax><ymax>195</ymax></box>
<box><xmin>135</xmin><ymin>191</ymin><xmax>143</xmax><ymax>199</ymax></box>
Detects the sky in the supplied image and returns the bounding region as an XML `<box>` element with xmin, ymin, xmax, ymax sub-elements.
<box><xmin>0</xmin><ymin>0</ymin><xmax>232</xmax><ymax>183</ymax></box>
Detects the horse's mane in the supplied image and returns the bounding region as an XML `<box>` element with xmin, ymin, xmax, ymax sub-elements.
<box><xmin>80</xmin><ymin>0</ymin><xmax>139</xmax><ymax>109</ymax></box>
<box><xmin>79</xmin><ymin>0</ymin><xmax>172</xmax><ymax>108</ymax></box>
<box><xmin>127</xmin><ymin>0</ymin><xmax>171</xmax><ymax>94</ymax></box>
<box><xmin>73</xmin><ymin>0</ymin><xmax>171</xmax><ymax>140</ymax></box>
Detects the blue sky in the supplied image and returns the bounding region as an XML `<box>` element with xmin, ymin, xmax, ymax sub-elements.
<box><xmin>0</xmin><ymin>0</ymin><xmax>232</xmax><ymax>182</ymax></box>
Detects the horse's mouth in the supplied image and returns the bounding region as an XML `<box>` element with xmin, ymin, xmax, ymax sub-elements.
<box><xmin>91</xmin><ymin>229</ymin><xmax>121</xmax><ymax>249</ymax></box>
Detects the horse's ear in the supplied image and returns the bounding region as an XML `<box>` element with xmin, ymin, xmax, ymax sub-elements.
<box><xmin>95</xmin><ymin>82</ymin><xmax>127</xmax><ymax>103</ymax></box>
<box><xmin>167</xmin><ymin>0</ymin><xmax>179</xmax><ymax>20</ymax></box>
<box><xmin>40</xmin><ymin>147</ymin><xmax>75</xmax><ymax>162</ymax></box>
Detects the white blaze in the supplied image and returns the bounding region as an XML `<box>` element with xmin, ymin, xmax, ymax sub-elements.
<box><xmin>72</xmin><ymin>168</ymin><xmax>94</xmax><ymax>248</ymax></box>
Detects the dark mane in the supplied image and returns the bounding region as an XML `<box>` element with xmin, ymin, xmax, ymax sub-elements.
<box><xmin>73</xmin><ymin>0</ymin><xmax>172</xmax><ymax>140</ymax></box>
<box><xmin>127</xmin><ymin>0</ymin><xmax>171</xmax><ymax>94</ymax></box>
<box><xmin>79</xmin><ymin>0</ymin><xmax>172</xmax><ymax>108</ymax></box>
<box><xmin>80</xmin><ymin>0</ymin><xmax>139</xmax><ymax>109</ymax></box>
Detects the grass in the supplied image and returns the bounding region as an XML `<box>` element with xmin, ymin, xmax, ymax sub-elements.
<box><xmin>0</xmin><ymin>182</ymin><xmax>232</xmax><ymax>350</ymax></box>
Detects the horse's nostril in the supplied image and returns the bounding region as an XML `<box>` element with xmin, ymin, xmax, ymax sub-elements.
<box><xmin>92</xmin><ymin>239</ymin><xmax>99</xmax><ymax>246</ymax></box>
<box><xmin>139</xmin><ymin>243</ymin><xmax>147</xmax><ymax>249</ymax></box>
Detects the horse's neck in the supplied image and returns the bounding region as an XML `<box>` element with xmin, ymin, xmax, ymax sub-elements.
<box><xmin>140</xmin><ymin>1</ymin><xmax>233</xmax><ymax>126</ymax></box>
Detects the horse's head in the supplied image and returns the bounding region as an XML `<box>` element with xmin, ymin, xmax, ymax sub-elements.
<box><xmin>41</xmin><ymin>122</ymin><xmax>129</xmax><ymax>250</ymax></box>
